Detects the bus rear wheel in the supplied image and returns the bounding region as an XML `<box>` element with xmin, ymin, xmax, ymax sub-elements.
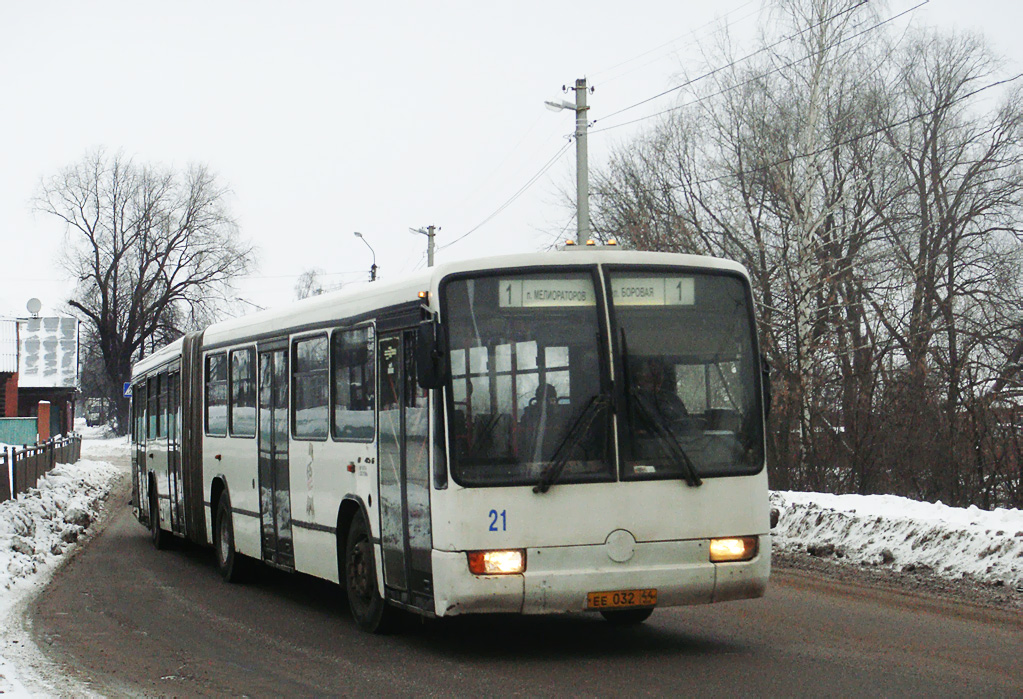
<box><xmin>600</xmin><ymin>608</ymin><xmax>654</xmax><ymax>625</ymax></box>
<box><xmin>344</xmin><ymin>514</ymin><xmax>396</xmax><ymax>634</ymax></box>
<box><xmin>149</xmin><ymin>487</ymin><xmax>168</xmax><ymax>550</ymax></box>
<box><xmin>215</xmin><ymin>494</ymin><xmax>249</xmax><ymax>583</ymax></box>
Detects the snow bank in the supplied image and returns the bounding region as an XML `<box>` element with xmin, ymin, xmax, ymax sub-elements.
<box><xmin>0</xmin><ymin>459</ymin><xmax>120</xmax><ymax>597</ymax></box>
<box><xmin>0</xmin><ymin>436</ymin><xmax>128</xmax><ymax>695</ymax></box>
<box><xmin>771</xmin><ymin>491</ymin><xmax>1023</xmax><ymax>588</ymax></box>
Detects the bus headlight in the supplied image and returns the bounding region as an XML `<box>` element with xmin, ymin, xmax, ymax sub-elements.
<box><xmin>709</xmin><ymin>536</ymin><xmax>758</xmax><ymax>563</ymax></box>
<box><xmin>467</xmin><ymin>549</ymin><xmax>526</xmax><ymax>575</ymax></box>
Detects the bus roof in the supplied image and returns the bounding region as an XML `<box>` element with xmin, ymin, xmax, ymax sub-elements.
<box><xmin>132</xmin><ymin>248</ymin><xmax>749</xmax><ymax>378</ymax></box>
<box><xmin>132</xmin><ymin>336</ymin><xmax>185</xmax><ymax>379</ymax></box>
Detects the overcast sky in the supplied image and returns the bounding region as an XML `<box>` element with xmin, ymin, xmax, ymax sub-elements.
<box><xmin>2</xmin><ymin>0</ymin><xmax>1021</xmax><ymax>317</ymax></box>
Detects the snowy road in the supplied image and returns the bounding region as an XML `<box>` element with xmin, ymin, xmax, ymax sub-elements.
<box><xmin>28</xmin><ymin>495</ymin><xmax>1023</xmax><ymax>695</ymax></box>
<box><xmin>2</xmin><ymin>436</ymin><xmax>1022</xmax><ymax>694</ymax></box>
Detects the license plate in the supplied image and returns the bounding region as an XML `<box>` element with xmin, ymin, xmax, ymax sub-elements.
<box><xmin>587</xmin><ymin>588</ymin><xmax>657</xmax><ymax>610</ymax></box>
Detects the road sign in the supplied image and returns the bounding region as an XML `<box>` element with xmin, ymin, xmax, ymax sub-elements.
<box><xmin>123</xmin><ymin>382</ymin><xmax>132</xmax><ymax>398</ymax></box>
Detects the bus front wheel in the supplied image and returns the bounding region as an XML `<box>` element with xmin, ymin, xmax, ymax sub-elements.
<box><xmin>344</xmin><ymin>514</ymin><xmax>396</xmax><ymax>634</ymax></box>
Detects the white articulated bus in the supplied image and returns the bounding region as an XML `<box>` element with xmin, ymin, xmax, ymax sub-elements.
<box><xmin>131</xmin><ymin>247</ymin><xmax>771</xmax><ymax>632</ymax></box>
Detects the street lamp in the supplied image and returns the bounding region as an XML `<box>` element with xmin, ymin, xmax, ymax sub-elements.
<box><xmin>354</xmin><ymin>231</ymin><xmax>378</xmax><ymax>282</ymax></box>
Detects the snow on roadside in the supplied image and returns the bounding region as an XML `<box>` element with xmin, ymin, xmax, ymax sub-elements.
<box><xmin>0</xmin><ymin>460</ymin><xmax>120</xmax><ymax>594</ymax></box>
<box><xmin>0</xmin><ymin>429</ymin><xmax>129</xmax><ymax>696</ymax></box>
<box><xmin>771</xmin><ymin>490</ymin><xmax>1023</xmax><ymax>589</ymax></box>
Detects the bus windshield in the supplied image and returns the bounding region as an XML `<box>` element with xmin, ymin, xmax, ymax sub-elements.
<box><xmin>611</xmin><ymin>270</ymin><xmax>763</xmax><ymax>480</ymax></box>
<box><xmin>442</xmin><ymin>271</ymin><xmax>612</xmax><ymax>487</ymax></box>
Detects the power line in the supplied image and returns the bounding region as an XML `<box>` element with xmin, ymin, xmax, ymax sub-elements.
<box><xmin>439</xmin><ymin>140</ymin><xmax>574</xmax><ymax>251</ymax></box>
<box><xmin>435</xmin><ymin>3</ymin><xmax>759</xmax><ymax>258</ymax></box>
<box><xmin>543</xmin><ymin>214</ymin><xmax>581</xmax><ymax>251</ymax></box>
<box><xmin>434</xmin><ymin>3</ymin><xmax>926</xmax><ymax>257</ymax></box>
<box><xmin>433</xmin><ymin>4</ymin><xmax>765</xmax><ymax>256</ymax></box>
<box><xmin>238</xmin><ymin>269</ymin><xmax>366</xmax><ymax>281</ymax></box>
<box><xmin>590</xmin><ymin>0</ymin><xmax>761</xmax><ymax>86</ymax></box>
<box><xmin>449</xmin><ymin>111</ymin><xmax>550</xmax><ymax>212</ymax></box>
<box><xmin>593</xmin><ymin>72</ymin><xmax>1023</xmax><ymax>197</ymax></box>
<box><xmin>593</xmin><ymin>0</ymin><xmax>920</xmax><ymax>134</ymax></box>
<box><xmin>597</xmin><ymin>0</ymin><xmax>867</xmax><ymax>123</ymax></box>
<box><xmin>697</xmin><ymin>73</ymin><xmax>1023</xmax><ymax>187</ymax></box>
<box><xmin>591</xmin><ymin>0</ymin><xmax>927</xmax><ymax>138</ymax></box>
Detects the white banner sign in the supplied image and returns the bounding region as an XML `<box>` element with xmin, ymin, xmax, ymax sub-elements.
<box><xmin>611</xmin><ymin>277</ymin><xmax>695</xmax><ymax>306</ymax></box>
<box><xmin>499</xmin><ymin>278</ymin><xmax>596</xmax><ymax>307</ymax></box>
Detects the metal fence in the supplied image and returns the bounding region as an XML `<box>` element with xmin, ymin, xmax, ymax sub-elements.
<box><xmin>0</xmin><ymin>434</ymin><xmax>82</xmax><ymax>503</ymax></box>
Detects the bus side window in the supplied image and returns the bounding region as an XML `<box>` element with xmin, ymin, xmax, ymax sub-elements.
<box><xmin>147</xmin><ymin>376</ymin><xmax>158</xmax><ymax>440</ymax></box>
<box><xmin>134</xmin><ymin>381</ymin><xmax>146</xmax><ymax>442</ymax></box>
<box><xmin>156</xmin><ymin>373</ymin><xmax>167</xmax><ymax>438</ymax></box>
<box><xmin>293</xmin><ymin>335</ymin><xmax>329</xmax><ymax>440</ymax></box>
<box><xmin>205</xmin><ymin>353</ymin><xmax>228</xmax><ymax>436</ymax></box>
<box><xmin>331</xmin><ymin>326</ymin><xmax>375</xmax><ymax>442</ymax></box>
<box><xmin>229</xmin><ymin>347</ymin><xmax>256</xmax><ymax>437</ymax></box>
<box><xmin>168</xmin><ymin>372</ymin><xmax>179</xmax><ymax>441</ymax></box>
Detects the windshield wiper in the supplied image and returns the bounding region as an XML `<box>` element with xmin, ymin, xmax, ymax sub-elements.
<box><xmin>533</xmin><ymin>394</ymin><xmax>609</xmax><ymax>494</ymax></box>
<box><xmin>630</xmin><ymin>388</ymin><xmax>702</xmax><ymax>488</ymax></box>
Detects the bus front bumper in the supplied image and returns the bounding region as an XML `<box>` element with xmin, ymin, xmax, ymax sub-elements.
<box><xmin>431</xmin><ymin>536</ymin><xmax>770</xmax><ymax>617</ymax></box>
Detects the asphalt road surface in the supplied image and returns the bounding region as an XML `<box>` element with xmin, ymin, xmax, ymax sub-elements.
<box><xmin>30</xmin><ymin>475</ymin><xmax>1023</xmax><ymax>697</ymax></box>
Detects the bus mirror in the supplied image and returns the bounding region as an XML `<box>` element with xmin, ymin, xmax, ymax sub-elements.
<box><xmin>416</xmin><ymin>320</ymin><xmax>449</xmax><ymax>389</ymax></box>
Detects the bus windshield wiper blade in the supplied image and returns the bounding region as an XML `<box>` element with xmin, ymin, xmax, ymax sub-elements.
<box><xmin>533</xmin><ymin>394</ymin><xmax>609</xmax><ymax>494</ymax></box>
<box><xmin>630</xmin><ymin>389</ymin><xmax>702</xmax><ymax>488</ymax></box>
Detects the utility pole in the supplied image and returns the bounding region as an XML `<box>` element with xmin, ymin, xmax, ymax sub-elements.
<box><xmin>546</xmin><ymin>78</ymin><xmax>592</xmax><ymax>244</ymax></box>
<box><xmin>573</xmin><ymin>78</ymin><xmax>590</xmax><ymax>245</ymax></box>
<box><xmin>411</xmin><ymin>225</ymin><xmax>437</xmax><ymax>266</ymax></box>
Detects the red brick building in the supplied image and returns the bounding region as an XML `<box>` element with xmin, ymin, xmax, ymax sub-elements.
<box><xmin>0</xmin><ymin>318</ymin><xmax>17</xmax><ymax>418</ymax></box>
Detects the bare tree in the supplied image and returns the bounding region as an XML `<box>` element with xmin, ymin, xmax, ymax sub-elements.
<box><xmin>590</xmin><ymin>1</ymin><xmax>1023</xmax><ymax>507</ymax></box>
<box><xmin>36</xmin><ymin>150</ymin><xmax>255</xmax><ymax>433</ymax></box>
<box><xmin>593</xmin><ymin>0</ymin><xmax>886</xmax><ymax>489</ymax></box>
<box><xmin>871</xmin><ymin>30</ymin><xmax>1023</xmax><ymax>504</ymax></box>
<box><xmin>295</xmin><ymin>268</ymin><xmax>326</xmax><ymax>300</ymax></box>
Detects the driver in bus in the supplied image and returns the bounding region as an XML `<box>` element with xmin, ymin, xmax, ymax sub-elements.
<box><xmin>520</xmin><ymin>383</ymin><xmax>559</xmax><ymax>430</ymax></box>
<box><xmin>631</xmin><ymin>359</ymin><xmax>689</xmax><ymax>427</ymax></box>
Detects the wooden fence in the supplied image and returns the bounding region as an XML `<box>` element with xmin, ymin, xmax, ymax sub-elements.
<box><xmin>0</xmin><ymin>434</ymin><xmax>82</xmax><ymax>503</ymax></box>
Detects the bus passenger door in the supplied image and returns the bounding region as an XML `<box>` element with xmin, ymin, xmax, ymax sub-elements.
<box><xmin>258</xmin><ymin>346</ymin><xmax>294</xmax><ymax>569</ymax></box>
<box><xmin>167</xmin><ymin>371</ymin><xmax>186</xmax><ymax>536</ymax></box>
<box><xmin>378</xmin><ymin>329</ymin><xmax>433</xmax><ymax>609</ymax></box>
<box><xmin>133</xmin><ymin>382</ymin><xmax>147</xmax><ymax>516</ymax></box>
